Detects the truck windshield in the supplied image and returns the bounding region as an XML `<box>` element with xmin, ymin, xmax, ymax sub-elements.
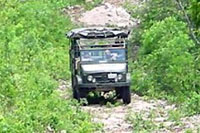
<box><xmin>81</xmin><ymin>49</ymin><xmax>125</xmax><ymax>62</ymax></box>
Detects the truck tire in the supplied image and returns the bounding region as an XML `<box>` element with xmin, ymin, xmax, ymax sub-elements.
<box><xmin>73</xmin><ymin>77</ymin><xmax>85</xmax><ymax>101</ymax></box>
<box><xmin>73</xmin><ymin>87</ymin><xmax>80</xmax><ymax>101</ymax></box>
<box><xmin>73</xmin><ymin>87</ymin><xmax>88</xmax><ymax>102</ymax></box>
<box><xmin>122</xmin><ymin>87</ymin><xmax>131</xmax><ymax>104</ymax></box>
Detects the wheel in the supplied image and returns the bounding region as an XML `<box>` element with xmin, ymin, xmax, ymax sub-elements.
<box><xmin>73</xmin><ymin>87</ymin><xmax>88</xmax><ymax>102</ymax></box>
<box><xmin>72</xmin><ymin>76</ymin><xmax>81</xmax><ymax>101</ymax></box>
<box><xmin>122</xmin><ymin>87</ymin><xmax>131</xmax><ymax>104</ymax></box>
<box><xmin>73</xmin><ymin>87</ymin><xmax>80</xmax><ymax>101</ymax></box>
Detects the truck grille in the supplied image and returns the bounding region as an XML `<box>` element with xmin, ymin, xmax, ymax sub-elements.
<box><xmin>92</xmin><ymin>73</ymin><xmax>115</xmax><ymax>83</ymax></box>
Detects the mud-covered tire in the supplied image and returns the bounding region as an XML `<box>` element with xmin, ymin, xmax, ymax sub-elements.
<box><xmin>72</xmin><ymin>76</ymin><xmax>82</xmax><ymax>101</ymax></box>
<box><xmin>73</xmin><ymin>87</ymin><xmax>80</xmax><ymax>101</ymax></box>
<box><xmin>122</xmin><ymin>87</ymin><xmax>131</xmax><ymax>104</ymax></box>
<box><xmin>73</xmin><ymin>87</ymin><xmax>88</xmax><ymax>102</ymax></box>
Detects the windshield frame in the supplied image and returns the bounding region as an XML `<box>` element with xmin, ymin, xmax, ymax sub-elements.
<box><xmin>80</xmin><ymin>48</ymin><xmax>127</xmax><ymax>64</ymax></box>
<box><xmin>78</xmin><ymin>37</ymin><xmax>125</xmax><ymax>46</ymax></box>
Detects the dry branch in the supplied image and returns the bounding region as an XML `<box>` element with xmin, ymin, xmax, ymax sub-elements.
<box><xmin>174</xmin><ymin>0</ymin><xmax>200</xmax><ymax>45</ymax></box>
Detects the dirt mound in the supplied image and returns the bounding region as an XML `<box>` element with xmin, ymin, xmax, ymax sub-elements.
<box><xmin>79</xmin><ymin>3</ymin><xmax>138</xmax><ymax>28</ymax></box>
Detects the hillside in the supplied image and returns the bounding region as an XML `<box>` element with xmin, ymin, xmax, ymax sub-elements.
<box><xmin>0</xmin><ymin>0</ymin><xmax>200</xmax><ymax>132</ymax></box>
<box><xmin>0</xmin><ymin>1</ymin><xmax>99</xmax><ymax>132</ymax></box>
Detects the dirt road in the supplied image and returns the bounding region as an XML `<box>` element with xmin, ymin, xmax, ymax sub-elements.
<box><xmin>81</xmin><ymin>94</ymin><xmax>169</xmax><ymax>133</ymax></box>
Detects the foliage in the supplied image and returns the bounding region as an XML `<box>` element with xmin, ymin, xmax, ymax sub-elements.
<box><xmin>127</xmin><ymin>112</ymin><xmax>158</xmax><ymax>132</ymax></box>
<box><xmin>0</xmin><ymin>0</ymin><xmax>98</xmax><ymax>132</ymax></box>
<box><xmin>188</xmin><ymin>0</ymin><xmax>200</xmax><ymax>29</ymax></box>
<box><xmin>168</xmin><ymin>109</ymin><xmax>183</xmax><ymax>125</ymax></box>
<box><xmin>0</xmin><ymin>94</ymin><xmax>97</xmax><ymax>132</ymax></box>
<box><xmin>190</xmin><ymin>0</ymin><xmax>200</xmax><ymax>39</ymax></box>
<box><xmin>131</xmin><ymin>17</ymin><xmax>198</xmax><ymax>102</ymax></box>
<box><xmin>128</xmin><ymin>0</ymin><xmax>200</xmax><ymax>115</ymax></box>
<box><xmin>127</xmin><ymin>0</ymin><xmax>179</xmax><ymax>46</ymax></box>
<box><xmin>84</xmin><ymin>0</ymin><xmax>103</xmax><ymax>10</ymax></box>
<box><xmin>183</xmin><ymin>92</ymin><xmax>200</xmax><ymax>115</ymax></box>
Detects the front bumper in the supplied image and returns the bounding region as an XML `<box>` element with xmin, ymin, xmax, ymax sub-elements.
<box><xmin>78</xmin><ymin>82</ymin><xmax>130</xmax><ymax>91</ymax></box>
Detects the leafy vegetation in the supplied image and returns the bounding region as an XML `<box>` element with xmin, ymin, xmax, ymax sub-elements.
<box><xmin>132</xmin><ymin>17</ymin><xmax>197</xmax><ymax>100</ymax></box>
<box><xmin>128</xmin><ymin>0</ymin><xmax>200</xmax><ymax>115</ymax></box>
<box><xmin>83</xmin><ymin>0</ymin><xmax>103</xmax><ymax>10</ymax></box>
<box><xmin>188</xmin><ymin>0</ymin><xmax>200</xmax><ymax>37</ymax></box>
<box><xmin>127</xmin><ymin>109</ymin><xmax>186</xmax><ymax>132</ymax></box>
<box><xmin>0</xmin><ymin>0</ymin><xmax>199</xmax><ymax>131</ymax></box>
<box><xmin>127</xmin><ymin>112</ymin><xmax>158</xmax><ymax>132</ymax></box>
<box><xmin>0</xmin><ymin>0</ymin><xmax>99</xmax><ymax>132</ymax></box>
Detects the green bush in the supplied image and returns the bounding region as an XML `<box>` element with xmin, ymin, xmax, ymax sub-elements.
<box><xmin>127</xmin><ymin>0</ymin><xmax>180</xmax><ymax>62</ymax></box>
<box><xmin>0</xmin><ymin>0</ymin><xmax>98</xmax><ymax>132</ymax></box>
<box><xmin>127</xmin><ymin>0</ymin><xmax>200</xmax><ymax>116</ymax></box>
<box><xmin>0</xmin><ymin>94</ymin><xmax>97</xmax><ymax>132</ymax></box>
<box><xmin>188</xmin><ymin>0</ymin><xmax>200</xmax><ymax>36</ymax></box>
<box><xmin>127</xmin><ymin>0</ymin><xmax>178</xmax><ymax>44</ymax></box>
<box><xmin>131</xmin><ymin>17</ymin><xmax>198</xmax><ymax>103</ymax></box>
<box><xmin>140</xmin><ymin>17</ymin><xmax>189</xmax><ymax>55</ymax></box>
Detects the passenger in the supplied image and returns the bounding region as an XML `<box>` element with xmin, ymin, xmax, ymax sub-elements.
<box><xmin>105</xmin><ymin>50</ymin><xmax>118</xmax><ymax>61</ymax></box>
<box><xmin>105</xmin><ymin>49</ymin><xmax>112</xmax><ymax>59</ymax></box>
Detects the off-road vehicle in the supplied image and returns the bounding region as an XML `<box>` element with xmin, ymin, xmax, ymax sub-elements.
<box><xmin>67</xmin><ymin>27</ymin><xmax>131</xmax><ymax>104</ymax></box>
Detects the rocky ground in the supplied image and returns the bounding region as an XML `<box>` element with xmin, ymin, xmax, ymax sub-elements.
<box><xmin>61</xmin><ymin>0</ymin><xmax>200</xmax><ymax>132</ymax></box>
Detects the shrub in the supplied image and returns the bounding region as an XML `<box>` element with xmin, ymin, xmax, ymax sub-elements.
<box><xmin>126</xmin><ymin>0</ymin><xmax>180</xmax><ymax>61</ymax></box>
<box><xmin>131</xmin><ymin>17</ymin><xmax>198</xmax><ymax>102</ymax></box>
<box><xmin>188</xmin><ymin>0</ymin><xmax>200</xmax><ymax>35</ymax></box>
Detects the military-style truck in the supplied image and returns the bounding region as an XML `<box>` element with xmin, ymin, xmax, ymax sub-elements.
<box><xmin>67</xmin><ymin>27</ymin><xmax>131</xmax><ymax>104</ymax></box>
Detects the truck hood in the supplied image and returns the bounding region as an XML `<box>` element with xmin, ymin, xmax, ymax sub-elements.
<box><xmin>81</xmin><ymin>63</ymin><xmax>126</xmax><ymax>73</ymax></box>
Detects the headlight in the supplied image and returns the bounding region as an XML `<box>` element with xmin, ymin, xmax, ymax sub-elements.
<box><xmin>118</xmin><ymin>74</ymin><xmax>123</xmax><ymax>80</ymax></box>
<box><xmin>87</xmin><ymin>75</ymin><xmax>93</xmax><ymax>81</ymax></box>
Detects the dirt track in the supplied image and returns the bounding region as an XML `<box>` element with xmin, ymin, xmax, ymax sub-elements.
<box><xmin>81</xmin><ymin>94</ymin><xmax>169</xmax><ymax>133</ymax></box>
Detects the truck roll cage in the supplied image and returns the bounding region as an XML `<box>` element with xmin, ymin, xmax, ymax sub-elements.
<box><xmin>67</xmin><ymin>27</ymin><xmax>130</xmax><ymax>39</ymax></box>
<box><xmin>77</xmin><ymin>38</ymin><xmax>126</xmax><ymax>50</ymax></box>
